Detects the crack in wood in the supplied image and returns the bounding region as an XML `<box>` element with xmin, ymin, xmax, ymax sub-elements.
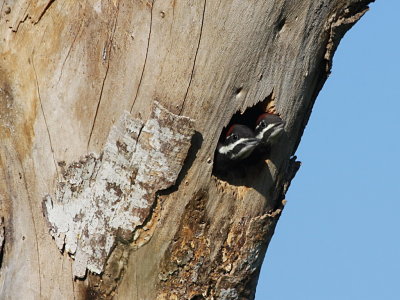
<box><xmin>130</xmin><ymin>0</ymin><xmax>154</xmax><ymax>112</ymax></box>
<box><xmin>17</xmin><ymin>155</ymin><xmax>43</xmax><ymax>297</ymax></box>
<box><xmin>180</xmin><ymin>0</ymin><xmax>207</xmax><ymax>115</ymax></box>
<box><xmin>57</xmin><ymin>20</ymin><xmax>84</xmax><ymax>84</ymax></box>
<box><xmin>33</xmin><ymin>0</ymin><xmax>56</xmax><ymax>25</ymax></box>
<box><xmin>31</xmin><ymin>51</ymin><xmax>60</xmax><ymax>179</ymax></box>
<box><xmin>12</xmin><ymin>2</ymin><xmax>31</xmax><ymax>32</ymax></box>
<box><xmin>88</xmin><ymin>5</ymin><xmax>120</xmax><ymax>149</ymax></box>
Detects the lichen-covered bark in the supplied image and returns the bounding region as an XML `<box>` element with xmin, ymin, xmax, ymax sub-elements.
<box><xmin>0</xmin><ymin>217</ymin><xmax>4</xmax><ymax>263</ymax></box>
<box><xmin>44</xmin><ymin>102</ymin><xmax>194</xmax><ymax>278</ymax></box>
<box><xmin>0</xmin><ymin>0</ymin><xmax>373</xmax><ymax>299</ymax></box>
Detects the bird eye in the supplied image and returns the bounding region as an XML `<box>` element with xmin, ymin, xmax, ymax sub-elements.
<box><xmin>232</xmin><ymin>134</ymin><xmax>238</xmax><ymax>141</ymax></box>
<box><xmin>260</xmin><ymin>121</ymin><xmax>266</xmax><ymax>128</ymax></box>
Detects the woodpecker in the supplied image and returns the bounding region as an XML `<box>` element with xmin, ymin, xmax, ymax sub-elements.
<box><xmin>255</xmin><ymin>113</ymin><xmax>285</xmax><ymax>146</ymax></box>
<box><xmin>215</xmin><ymin>124</ymin><xmax>260</xmax><ymax>165</ymax></box>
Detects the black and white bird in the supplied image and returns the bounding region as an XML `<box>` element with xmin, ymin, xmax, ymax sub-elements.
<box><xmin>255</xmin><ymin>113</ymin><xmax>285</xmax><ymax>146</ymax></box>
<box><xmin>215</xmin><ymin>124</ymin><xmax>260</xmax><ymax>166</ymax></box>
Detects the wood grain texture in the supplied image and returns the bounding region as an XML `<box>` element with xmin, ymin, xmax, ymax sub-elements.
<box><xmin>0</xmin><ymin>0</ymin><xmax>372</xmax><ymax>299</ymax></box>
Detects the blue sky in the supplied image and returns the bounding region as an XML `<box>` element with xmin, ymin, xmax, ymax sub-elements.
<box><xmin>256</xmin><ymin>1</ymin><xmax>400</xmax><ymax>299</ymax></box>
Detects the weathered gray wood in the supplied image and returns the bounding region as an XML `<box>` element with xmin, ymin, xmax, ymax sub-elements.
<box><xmin>0</xmin><ymin>0</ymin><xmax>372</xmax><ymax>299</ymax></box>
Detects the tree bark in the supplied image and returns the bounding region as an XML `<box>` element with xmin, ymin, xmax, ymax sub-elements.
<box><xmin>0</xmin><ymin>0</ymin><xmax>372</xmax><ymax>299</ymax></box>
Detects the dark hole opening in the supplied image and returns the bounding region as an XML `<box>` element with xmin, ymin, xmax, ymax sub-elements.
<box><xmin>235</xmin><ymin>87</ymin><xmax>243</xmax><ymax>95</ymax></box>
<box><xmin>277</xmin><ymin>17</ymin><xmax>286</xmax><ymax>32</ymax></box>
<box><xmin>219</xmin><ymin>96</ymin><xmax>271</xmax><ymax>140</ymax></box>
<box><xmin>212</xmin><ymin>95</ymin><xmax>276</xmax><ymax>186</ymax></box>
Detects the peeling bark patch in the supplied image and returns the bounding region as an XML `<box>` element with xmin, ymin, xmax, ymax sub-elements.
<box><xmin>43</xmin><ymin>102</ymin><xmax>194</xmax><ymax>278</ymax></box>
<box><xmin>214</xmin><ymin>213</ymin><xmax>279</xmax><ymax>299</ymax></box>
<box><xmin>0</xmin><ymin>217</ymin><xmax>4</xmax><ymax>268</ymax></box>
<box><xmin>158</xmin><ymin>188</ymin><xmax>279</xmax><ymax>299</ymax></box>
<box><xmin>158</xmin><ymin>189</ymin><xmax>210</xmax><ymax>298</ymax></box>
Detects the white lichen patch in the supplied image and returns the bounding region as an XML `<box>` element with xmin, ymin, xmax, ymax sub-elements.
<box><xmin>43</xmin><ymin>102</ymin><xmax>194</xmax><ymax>278</ymax></box>
<box><xmin>0</xmin><ymin>218</ymin><xmax>4</xmax><ymax>252</ymax></box>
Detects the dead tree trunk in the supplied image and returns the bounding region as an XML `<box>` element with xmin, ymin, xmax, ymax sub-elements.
<box><xmin>0</xmin><ymin>0</ymin><xmax>372</xmax><ymax>299</ymax></box>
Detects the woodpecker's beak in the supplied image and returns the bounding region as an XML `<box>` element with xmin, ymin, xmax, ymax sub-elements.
<box><xmin>245</xmin><ymin>138</ymin><xmax>260</xmax><ymax>146</ymax></box>
<box><xmin>256</xmin><ymin>122</ymin><xmax>285</xmax><ymax>141</ymax></box>
<box><xmin>232</xmin><ymin>138</ymin><xmax>260</xmax><ymax>160</ymax></box>
<box><xmin>269</xmin><ymin>124</ymin><xmax>285</xmax><ymax>138</ymax></box>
